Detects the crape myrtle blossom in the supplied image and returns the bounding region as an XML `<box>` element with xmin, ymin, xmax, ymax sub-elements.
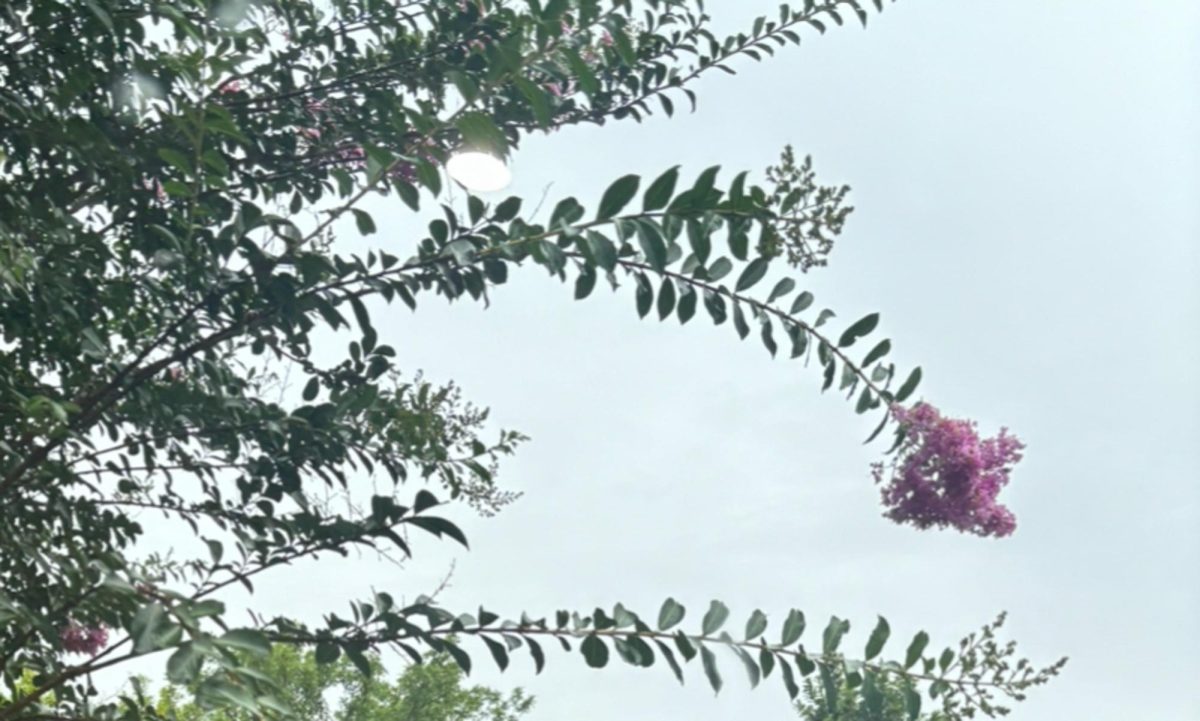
<box><xmin>59</xmin><ymin>622</ymin><xmax>108</xmax><ymax>656</ymax></box>
<box><xmin>872</xmin><ymin>402</ymin><xmax>1024</xmax><ymax>538</ymax></box>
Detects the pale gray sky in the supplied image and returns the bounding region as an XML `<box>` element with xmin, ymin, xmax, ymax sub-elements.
<box><xmin>175</xmin><ymin>2</ymin><xmax>1200</xmax><ymax>720</ymax></box>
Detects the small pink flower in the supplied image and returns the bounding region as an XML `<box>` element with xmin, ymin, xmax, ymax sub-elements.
<box><xmin>298</xmin><ymin>127</ymin><xmax>322</xmax><ymax>141</ymax></box>
<box><xmin>337</xmin><ymin>145</ymin><xmax>366</xmax><ymax>168</ymax></box>
<box><xmin>60</xmin><ymin>623</ymin><xmax>108</xmax><ymax>656</ymax></box>
<box><xmin>217</xmin><ymin>79</ymin><xmax>242</xmax><ymax>95</ymax></box>
<box><xmin>468</xmin><ymin>38</ymin><xmax>486</xmax><ymax>53</ymax></box>
<box><xmin>546</xmin><ymin>80</ymin><xmax>573</xmax><ymax>98</ymax></box>
<box><xmin>166</xmin><ymin>367</ymin><xmax>184</xmax><ymax>381</ymax></box>
<box><xmin>304</xmin><ymin>98</ymin><xmax>327</xmax><ymax>115</ymax></box>
<box><xmin>143</xmin><ymin>178</ymin><xmax>167</xmax><ymax>204</ymax></box>
<box><xmin>599</xmin><ymin>31</ymin><xmax>614</xmax><ymax>47</ymax></box>
<box><xmin>388</xmin><ymin>162</ymin><xmax>417</xmax><ymax>182</ymax></box>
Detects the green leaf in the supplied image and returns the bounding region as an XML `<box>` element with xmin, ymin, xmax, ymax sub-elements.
<box><xmin>674</xmin><ymin>631</ymin><xmax>697</xmax><ymax>661</ymax></box>
<box><xmin>766</xmin><ymin>278</ymin><xmax>796</xmax><ymax>304</ymax></box>
<box><xmin>218</xmin><ymin>629</ymin><xmax>271</xmax><ymax>656</ymax></box>
<box><xmin>447</xmin><ymin>70</ymin><xmax>479</xmax><ymax>103</ymax></box>
<box><xmin>635</xmin><ymin>274</ymin><xmax>653</xmax><ymax>319</ymax></box>
<box><xmin>528</xmin><ymin>638</ymin><xmax>546</xmax><ymax>674</ymax></box>
<box><xmin>700</xmin><ymin>645</ymin><xmax>722</xmax><ymax>693</ymax></box>
<box><xmin>677</xmin><ymin>285</ymin><xmax>697</xmax><ymax>324</ymax></box>
<box><xmin>733</xmin><ymin>645</ymin><xmax>760</xmax><ymax>688</ymax></box>
<box><xmin>493</xmin><ymin>196</ymin><xmax>522</xmax><ymax>223</ymax></box>
<box><xmin>550</xmin><ymin>197</ymin><xmax>585</xmax><ymax>228</ymax></box>
<box><xmin>655</xmin><ymin>640</ymin><xmax>684</xmax><ymax>683</ymax></box>
<box><xmin>759</xmin><ymin>647</ymin><xmax>775</xmax><ymax>679</ymax></box>
<box><xmin>744</xmin><ymin>610</ymin><xmax>768</xmax><ymax>641</ymax></box>
<box><xmin>350</xmin><ymin>206</ymin><xmax>374</xmax><ymax>235</ymax></box>
<box><xmin>315</xmin><ymin>641</ymin><xmax>340</xmax><ymax>664</ymax></box>
<box><xmin>130</xmin><ymin>602</ymin><xmax>170</xmax><ymax>654</ymax></box>
<box><xmin>790</xmin><ymin>291</ymin><xmax>814</xmax><ymax>314</ymax></box>
<box><xmin>863</xmin><ymin>671</ymin><xmax>884</xmax><ymax>714</ymax></box>
<box><xmin>657</xmin><ymin>598</ymin><xmax>685</xmax><ymax>631</ymax></box>
<box><xmin>157</xmin><ymin>148</ymin><xmax>191</xmax><ymax>174</ymax></box>
<box><xmin>585</xmin><ymin>232</ymin><xmax>617</xmax><ymax>272</ymax></box>
<box><xmin>614</xmin><ymin>636</ymin><xmax>655</xmax><ymax>667</ymax></box>
<box><xmin>657</xmin><ymin>279</ymin><xmax>676</xmax><ymax>320</ymax></box>
<box><xmin>707</xmin><ymin>257</ymin><xmax>733</xmax><ymax>281</ymax></box>
<box><xmin>780</xmin><ymin>609</ymin><xmax>805</xmax><ymax>646</ymax></box>
<box><xmin>637</xmin><ymin>221</ymin><xmax>668</xmax><ymax>272</ymax></box>
<box><xmin>904</xmin><ymin>684</ymin><xmax>922</xmax><ymax>720</ymax></box>
<box><xmin>345</xmin><ymin>645</ymin><xmax>372</xmax><ymax>676</ymax></box>
<box><xmin>597</xmin><ymin>174</ymin><xmax>640</xmax><ymax>221</ymax></box>
<box><xmin>896</xmin><ymin>367</ymin><xmax>923</xmax><ymax>402</ymax></box>
<box><xmin>820</xmin><ymin>665</ymin><xmax>839</xmax><ymax>713</ymax></box>
<box><xmin>687</xmin><ymin>219</ymin><xmax>712</xmax><ymax>266</ymax></box>
<box><xmin>83</xmin><ymin>0</ymin><xmax>115</xmax><ymax>32</ymax></box>
<box><xmin>643</xmin><ymin>166</ymin><xmax>679</xmax><ymax>212</ymax></box>
<box><xmin>302</xmin><ymin>377</ymin><xmax>320</xmax><ymax>402</ymax></box>
<box><xmin>690</xmin><ymin>165</ymin><xmax>721</xmax><ymax>200</ymax></box>
<box><xmin>445</xmin><ymin>642</ymin><xmax>471</xmax><ymax>674</ymax></box>
<box><xmin>482</xmin><ymin>635</ymin><xmax>509</xmax><ymax>671</ymax></box>
<box><xmin>904</xmin><ymin>631</ymin><xmax>929</xmax><ymax>669</ymax></box>
<box><xmin>701</xmin><ymin>600</ymin><xmax>730</xmax><ymax>635</ymax></box>
<box><xmin>513</xmin><ymin>77</ymin><xmax>552</xmax><ymax>127</ymax></box>
<box><xmin>735</xmin><ymin>258</ymin><xmax>769</xmax><ymax>291</ymax></box>
<box><xmin>796</xmin><ymin>652</ymin><xmax>816</xmax><ymax>676</ymax></box>
<box><xmin>167</xmin><ymin>643</ymin><xmax>202</xmax><ymax>684</ymax></box>
<box><xmin>563</xmin><ymin>48</ymin><xmax>599</xmax><ymax>95</ymax></box>
<box><xmin>787</xmin><ymin>323</ymin><xmax>809</xmax><ymax>359</ymax></box>
<box><xmin>838</xmin><ymin>312</ymin><xmax>879</xmax><ymax>347</ymax></box>
<box><xmin>821</xmin><ymin>616</ymin><xmax>849</xmax><ymax>654</ymax></box>
<box><xmin>865</xmin><ymin>616</ymin><xmax>890</xmax><ymax>660</ymax></box>
<box><xmin>483</xmin><ymin>258</ymin><xmax>508</xmax><ymax>284</ymax></box>
<box><xmin>455</xmin><ymin>112</ymin><xmax>508</xmax><ymax>155</ymax></box>
<box><xmin>778</xmin><ymin>654</ymin><xmax>800</xmax><ymax>698</ymax></box>
<box><xmin>855</xmin><ymin>387</ymin><xmax>875</xmax><ymax>414</ymax></box>
<box><xmin>732</xmin><ymin>303</ymin><xmax>750</xmax><ymax>340</ymax></box>
<box><xmin>581</xmin><ymin>634</ymin><xmax>609</xmax><ymax>668</ymax></box>
<box><xmin>862</xmin><ymin>339</ymin><xmax>891</xmax><ymax>368</ymax></box>
<box><xmin>575</xmin><ymin>265</ymin><xmax>597</xmax><ymax>300</ymax></box>
<box><xmin>703</xmin><ymin>290</ymin><xmax>727</xmax><ymax>325</ymax></box>
<box><xmin>761</xmin><ymin>319</ymin><xmax>778</xmax><ymax>358</ymax></box>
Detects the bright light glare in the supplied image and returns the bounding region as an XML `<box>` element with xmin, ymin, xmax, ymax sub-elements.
<box><xmin>446</xmin><ymin>151</ymin><xmax>511</xmax><ymax>193</ymax></box>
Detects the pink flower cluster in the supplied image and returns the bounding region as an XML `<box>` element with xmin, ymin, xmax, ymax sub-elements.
<box><xmin>872</xmin><ymin>402</ymin><xmax>1024</xmax><ymax>538</ymax></box>
<box><xmin>59</xmin><ymin>622</ymin><xmax>108</xmax><ymax>656</ymax></box>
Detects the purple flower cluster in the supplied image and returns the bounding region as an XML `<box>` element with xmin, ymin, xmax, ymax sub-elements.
<box><xmin>59</xmin><ymin>622</ymin><xmax>108</xmax><ymax>656</ymax></box>
<box><xmin>872</xmin><ymin>402</ymin><xmax>1024</xmax><ymax>538</ymax></box>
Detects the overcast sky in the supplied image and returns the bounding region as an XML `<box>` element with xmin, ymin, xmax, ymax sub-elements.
<box><xmin>186</xmin><ymin>2</ymin><xmax>1199</xmax><ymax>720</ymax></box>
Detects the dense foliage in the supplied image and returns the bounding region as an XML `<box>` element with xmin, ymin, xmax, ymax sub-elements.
<box><xmin>0</xmin><ymin>1</ymin><xmax>1064</xmax><ymax>721</ymax></box>
<box><xmin>151</xmin><ymin>645</ymin><xmax>533</xmax><ymax>721</ymax></box>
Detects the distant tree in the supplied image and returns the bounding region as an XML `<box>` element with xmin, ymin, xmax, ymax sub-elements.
<box><xmin>150</xmin><ymin>645</ymin><xmax>532</xmax><ymax>721</ymax></box>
